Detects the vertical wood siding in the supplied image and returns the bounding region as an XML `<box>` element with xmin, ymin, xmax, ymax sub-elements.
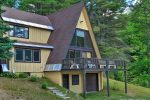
<box><xmin>5</xmin><ymin>27</ymin><xmax>51</xmax><ymax>43</ymax></box>
<box><xmin>9</xmin><ymin>48</ymin><xmax>50</xmax><ymax>73</ymax></box>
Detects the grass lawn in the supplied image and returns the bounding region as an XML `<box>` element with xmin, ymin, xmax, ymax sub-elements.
<box><xmin>84</xmin><ymin>79</ymin><xmax>150</xmax><ymax>100</ymax></box>
<box><xmin>0</xmin><ymin>77</ymin><xmax>83</xmax><ymax>100</ymax></box>
<box><xmin>0</xmin><ymin>77</ymin><xmax>150</xmax><ymax>100</ymax></box>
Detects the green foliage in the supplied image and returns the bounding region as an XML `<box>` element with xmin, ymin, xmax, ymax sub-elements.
<box><xmin>0</xmin><ymin>0</ymin><xmax>15</xmax><ymax>61</ymax></box>
<box><xmin>1</xmin><ymin>72</ymin><xmax>18</xmax><ymax>79</ymax></box>
<box><xmin>18</xmin><ymin>73</ymin><xmax>29</xmax><ymax>78</ymax></box>
<box><xmin>29</xmin><ymin>76</ymin><xmax>39</xmax><ymax>82</ymax></box>
<box><xmin>20</xmin><ymin>0</ymin><xmax>80</xmax><ymax>15</ymax></box>
<box><xmin>41</xmin><ymin>82</ymin><xmax>48</xmax><ymax>89</ymax></box>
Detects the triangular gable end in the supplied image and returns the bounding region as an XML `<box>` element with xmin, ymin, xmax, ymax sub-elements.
<box><xmin>76</xmin><ymin>7</ymin><xmax>101</xmax><ymax>58</ymax></box>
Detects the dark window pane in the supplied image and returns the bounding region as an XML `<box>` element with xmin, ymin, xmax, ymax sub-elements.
<box><xmin>25</xmin><ymin>49</ymin><xmax>32</xmax><ymax>61</ymax></box>
<box><xmin>76</xmin><ymin>30</ymin><xmax>84</xmax><ymax>47</ymax></box>
<box><xmin>70</xmin><ymin>50</ymin><xmax>75</xmax><ymax>58</ymax></box>
<box><xmin>75</xmin><ymin>50</ymin><xmax>80</xmax><ymax>58</ymax></box>
<box><xmin>71</xmin><ymin>34</ymin><xmax>76</xmax><ymax>46</ymax></box>
<box><xmin>33</xmin><ymin>50</ymin><xmax>40</xmax><ymax>62</ymax></box>
<box><xmin>72</xmin><ymin>75</ymin><xmax>79</xmax><ymax>85</ymax></box>
<box><xmin>16</xmin><ymin>49</ymin><xmax>23</xmax><ymax>61</ymax></box>
<box><xmin>14</xmin><ymin>26</ymin><xmax>29</xmax><ymax>38</ymax></box>
<box><xmin>85</xmin><ymin>31</ymin><xmax>92</xmax><ymax>48</ymax></box>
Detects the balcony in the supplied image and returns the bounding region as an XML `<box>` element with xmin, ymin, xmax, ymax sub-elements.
<box><xmin>62</xmin><ymin>58</ymin><xmax>127</xmax><ymax>71</ymax></box>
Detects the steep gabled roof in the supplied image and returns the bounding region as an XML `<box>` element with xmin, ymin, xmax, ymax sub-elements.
<box><xmin>47</xmin><ymin>2</ymin><xmax>84</xmax><ymax>64</ymax></box>
<box><xmin>1</xmin><ymin>7</ymin><xmax>53</xmax><ymax>30</ymax></box>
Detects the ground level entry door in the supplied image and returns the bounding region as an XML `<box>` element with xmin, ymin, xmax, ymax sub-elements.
<box><xmin>62</xmin><ymin>74</ymin><xmax>69</xmax><ymax>89</ymax></box>
<box><xmin>86</xmin><ymin>73</ymin><xmax>98</xmax><ymax>92</ymax></box>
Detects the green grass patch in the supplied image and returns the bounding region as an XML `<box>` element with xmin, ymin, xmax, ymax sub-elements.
<box><xmin>84</xmin><ymin>79</ymin><xmax>150</xmax><ymax>100</ymax></box>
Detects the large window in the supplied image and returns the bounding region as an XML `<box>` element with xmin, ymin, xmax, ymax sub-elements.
<box><xmin>71</xmin><ymin>29</ymin><xmax>92</xmax><ymax>48</ymax></box>
<box><xmin>67</xmin><ymin>50</ymin><xmax>81</xmax><ymax>58</ymax></box>
<box><xmin>72</xmin><ymin>75</ymin><xmax>79</xmax><ymax>85</ymax></box>
<box><xmin>9</xmin><ymin>25</ymin><xmax>29</xmax><ymax>39</ymax></box>
<box><xmin>15</xmin><ymin>48</ymin><xmax>40</xmax><ymax>62</ymax></box>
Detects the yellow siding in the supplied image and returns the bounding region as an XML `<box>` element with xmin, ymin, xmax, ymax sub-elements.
<box><xmin>76</xmin><ymin>11</ymin><xmax>88</xmax><ymax>30</ymax></box>
<box><xmin>44</xmin><ymin>72</ymin><xmax>62</xmax><ymax>86</ymax></box>
<box><xmin>5</xmin><ymin>27</ymin><xmax>51</xmax><ymax>43</ymax></box>
<box><xmin>9</xmin><ymin>48</ymin><xmax>50</xmax><ymax>73</ymax></box>
<box><xmin>76</xmin><ymin>8</ymin><xmax>101</xmax><ymax>59</ymax></box>
<box><xmin>62</xmin><ymin>71</ymin><xmax>83</xmax><ymax>94</ymax></box>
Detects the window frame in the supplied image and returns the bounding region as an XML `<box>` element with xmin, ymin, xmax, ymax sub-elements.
<box><xmin>32</xmin><ymin>49</ymin><xmax>41</xmax><ymax>62</ymax></box>
<box><xmin>72</xmin><ymin>75</ymin><xmax>79</xmax><ymax>85</ymax></box>
<box><xmin>15</xmin><ymin>48</ymin><xmax>41</xmax><ymax>63</ymax></box>
<box><xmin>70</xmin><ymin>28</ymin><xmax>92</xmax><ymax>49</ymax></box>
<box><xmin>15</xmin><ymin>48</ymin><xmax>24</xmax><ymax>62</ymax></box>
<box><xmin>9</xmin><ymin>25</ymin><xmax>29</xmax><ymax>39</ymax></box>
<box><xmin>24</xmin><ymin>49</ymin><xmax>32</xmax><ymax>62</ymax></box>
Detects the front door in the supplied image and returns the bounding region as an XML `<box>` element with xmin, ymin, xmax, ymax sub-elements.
<box><xmin>62</xmin><ymin>74</ymin><xmax>69</xmax><ymax>89</ymax></box>
<box><xmin>86</xmin><ymin>73</ymin><xmax>98</xmax><ymax>92</ymax></box>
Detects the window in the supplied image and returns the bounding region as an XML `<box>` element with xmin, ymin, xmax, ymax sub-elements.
<box><xmin>33</xmin><ymin>50</ymin><xmax>40</xmax><ymax>62</ymax></box>
<box><xmin>9</xmin><ymin>25</ymin><xmax>29</xmax><ymax>39</ymax></box>
<box><xmin>70</xmin><ymin>29</ymin><xmax>92</xmax><ymax>48</ymax></box>
<box><xmin>82</xmin><ymin>52</ymin><xmax>92</xmax><ymax>58</ymax></box>
<box><xmin>72</xmin><ymin>75</ymin><xmax>79</xmax><ymax>85</ymax></box>
<box><xmin>15</xmin><ymin>48</ymin><xmax>40</xmax><ymax>62</ymax></box>
<box><xmin>76</xmin><ymin>30</ymin><xmax>85</xmax><ymax>47</ymax></box>
<box><xmin>67</xmin><ymin>50</ymin><xmax>81</xmax><ymax>58</ymax></box>
<box><xmin>16</xmin><ymin>49</ymin><xmax>23</xmax><ymax>61</ymax></box>
<box><xmin>25</xmin><ymin>49</ymin><xmax>32</xmax><ymax>62</ymax></box>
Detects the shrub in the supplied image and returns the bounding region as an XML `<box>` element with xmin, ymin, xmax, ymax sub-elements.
<box><xmin>41</xmin><ymin>82</ymin><xmax>48</xmax><ymax>89</ymax></box>
<box><xmin>19</xmin><ymin>73</ymin><xmax>29</xmax><ymax>78</ymax></box>
<box><xmin>1</xmin><ymin>72</ymin><xmax>18</xmax><ymax>79</ymax></box>
<box><xmin>29</xmin><ymin>76</ymin><xmax>39</xmax><ymax>82</ymax></box>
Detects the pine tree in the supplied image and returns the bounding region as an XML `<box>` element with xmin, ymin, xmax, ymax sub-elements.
<box><xmin>0</xmin><ymin>0</ymin><xmax>15</xmax><ymax>63</ymax></box>
<box><xmin>85</xmin><ymin>0</ymin><xmax>128</xmax><ymax>60</ymax></box>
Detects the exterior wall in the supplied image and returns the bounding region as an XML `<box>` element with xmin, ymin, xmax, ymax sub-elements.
<box><xmin>42</xmin><ymin>71</ymin><xmax>103</xmax><ymax>94</ymax></box>
<box><xmin>9</xmin><ymin>47</ymin><xmax>50</xmax><ymax>74</ymax></box>
<box><xmin>76</xmin><ymin>11</ymin><xmax>88</xmax><ymax>30</ymax></box>
<box><xmin>5</xmin><ymin>26</ymin><xmax>51</xmax><ymax>43</ymax></box>
<box><xmin>62</xmin><ymin>71</ymin><xmax>83</xmax><ymax>94</ymax></box>
<box><xmin>76</xmin><ymin>8</ymin><xmax>101</xmax><ymax>59</ymax></box>
<box><xmin>44</xmin><ymin>72</ymin><xmax>62</xmax><ymax>86</ymax></box>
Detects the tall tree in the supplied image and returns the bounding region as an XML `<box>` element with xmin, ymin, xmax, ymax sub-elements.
<box><xmin>122</xmin><ymin>0</ymin><xmax>150</xmax><ymax>87</ymax></box>
<box><xmin>0</xmin><ymin>0</ymin><xmax>15</xmax><ymax>63</ymax></box>
<box><xmin>20</xmin><ymin>0</ymin><xmax>80</xmax><ymax>15</ymax></box>
<box><xmin>85</xmin><ymin>0</ymin><xmax>128</xmax><ymax>60</ymax></box>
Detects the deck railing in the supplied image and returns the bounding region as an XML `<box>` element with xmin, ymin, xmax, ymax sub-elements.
<box><xmin>62</xmin><ymin>58</ymin><xmax>127</xmax><ymax>71</ymax></box>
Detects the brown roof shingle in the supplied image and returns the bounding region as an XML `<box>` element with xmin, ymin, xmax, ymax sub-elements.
<box><xmin>1</xmin><ymin>7</ymin><xmax>53</xmax><ymax>30</ymax></box>
<box><xmin>46</xmin><ymin>2</ymin><xmax>84</xmax><ymax>64</ymax></box>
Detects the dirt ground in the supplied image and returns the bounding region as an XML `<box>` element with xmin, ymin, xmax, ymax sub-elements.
<box><xmin>0</xmin><ymin>90</ymin><xmax>25</xmax><ymax>100</ymax></box>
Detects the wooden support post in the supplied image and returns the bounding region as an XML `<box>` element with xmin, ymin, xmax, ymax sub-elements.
<box><xmin>83</xmin><ymin>59</ymin><xmax>86</xmax><ymax>99</ymax></box>
<box><xmin>124</xmin><ymin>61</ymin><xmax>127</xmax><ymax>94</ymax></box>
<box><xmin>106</xmin><ymin>60</ymin><xmax>110</xmax><ymax>97</ymax></box>
<box><xmin>124</xmin><ymin>70</ymin><xmax>127</xmax><ymax>94</ymax></box>
<box><xmin>83</xmin><ymin>71</ymin><xmax>86</xmax><ymax>99</ymax></box>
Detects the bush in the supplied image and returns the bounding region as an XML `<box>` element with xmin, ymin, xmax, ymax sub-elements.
<box><xmin>29</xmin><ymin>76</ymin><xmax>39</xmax><ymax>82</ymax></box>
<box><xmin>41</xmin><ymin>82</ymin><xmax>48</xmax><ymax>89</ymax></box>
<box><xmin>1</xmin><ymin>72</ymin><xmax>18</xmax><ymax>79</ymax></box>
<box><xmin>19</xmin><ymin>73</ymin><xmax>29</xmax><ymax>78</ymax></box>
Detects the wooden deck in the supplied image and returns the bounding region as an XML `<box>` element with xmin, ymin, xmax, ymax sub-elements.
<box><xmin>62</xmin><ymin>58</ymin><xmax>127</xmax><ymax>71</ymax></box>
